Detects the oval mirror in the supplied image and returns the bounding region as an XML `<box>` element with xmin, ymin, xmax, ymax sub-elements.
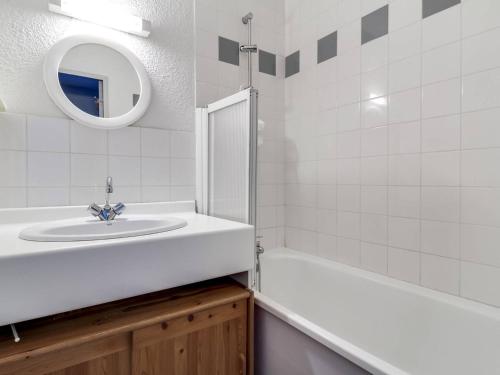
<box><xmin>44</xmin><ymin>35</ymin><xmax>151</xmax><ymax>129</ymax></box>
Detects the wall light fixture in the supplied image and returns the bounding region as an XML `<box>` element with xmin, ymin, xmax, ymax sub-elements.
<box><xmin>48</xmin><ymin>0</ymin><xmax>151</xmax><ymax>38</ymax></box>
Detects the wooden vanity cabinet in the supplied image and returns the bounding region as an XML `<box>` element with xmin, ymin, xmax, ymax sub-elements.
<box><xmin>0</xmin><ymin>278</ymin><xmax>253</xmax><ymax>375</ymax></box>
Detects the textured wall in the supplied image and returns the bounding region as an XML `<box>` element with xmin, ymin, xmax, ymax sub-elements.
<box><xmin>0</xmin><ymin>0</ymin><xmax>194</xmax><ymax>131</ymax></box>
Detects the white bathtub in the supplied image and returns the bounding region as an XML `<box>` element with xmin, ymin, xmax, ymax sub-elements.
<box><xmin>255</xmin><ymin>248</ymin><xmax>500</xmax><ymax>375</ymax></box>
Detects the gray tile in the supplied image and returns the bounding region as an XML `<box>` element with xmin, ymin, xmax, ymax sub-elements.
<box><xmin>259</xmin><ymin>49</ymin><xmax>276</xmax><ymax>76</ymax></box>
<box><xmin>218</xmin><ymin>36</ymin><xmax>240</xmax><ymax>66</ymax></box>
<box><xmin>423</xmin><ymin>0</ymin><xmax>461</xmax><ymax>18</ymax></box>
<box><xmin>317</xmin><ymin>31</ymin><xmax>338</xmax><ymax>64</ymax></box>
<box><xmin>285</xmin><ymin>51</ymin><xmax>300</xmax><ymax>78</ymax></box>
<box><xmin>362</xmin><ymin>5</ymin><xmax>389</xmax><ymax>45</ymax></box>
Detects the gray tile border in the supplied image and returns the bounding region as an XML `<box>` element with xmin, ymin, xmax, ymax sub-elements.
<box><xmin>218</xmin><ymin>36</ymin><xmax>240</xmax><ymax>66</ymax></box>
<box><xmin>362</xmin><ymin>5</ymin><xmax>389</xmax><ymax>45</ymax></box>
<box><xmin>317</xmin><ymin>31</ymin><xmax>338</xmax><ymax>64</ymax></box>
<box><xmin>423</xmin><ymin>0</ymin><xmax>461</xmax><ymax>19</ymax></box>
<box><xmin>285</xmin><ymin>50</ymin><xmax>300</xmax><ymax>78</ymax></box>
<box><xmin>259</xmin><ymin>49</ymin><xmax>277</xmax><ymax>76</ymax></box>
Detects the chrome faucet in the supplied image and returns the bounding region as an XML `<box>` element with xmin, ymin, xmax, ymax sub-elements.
<box><xmin>88</xmin><ymin>177</ymin><xmax>126</xmax><ymax>221</ymax></box>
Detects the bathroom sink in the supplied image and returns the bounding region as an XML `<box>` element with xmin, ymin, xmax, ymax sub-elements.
<box><xmin>19</xmin><ymin>215</ymin><xmax>187</xmax><ymax>242</ymax></box>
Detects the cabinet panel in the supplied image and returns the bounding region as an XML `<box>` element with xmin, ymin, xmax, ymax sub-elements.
<box><xmin>132</xmin><ymin>301</ymin><xmax>247</xmax><ymax>375</ymax></box>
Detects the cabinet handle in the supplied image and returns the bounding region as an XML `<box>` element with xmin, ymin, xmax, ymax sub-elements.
<box><xmin>240</xmin><ymin>353</ymin><xmax>247</xmax><ymax>375</ymax></box>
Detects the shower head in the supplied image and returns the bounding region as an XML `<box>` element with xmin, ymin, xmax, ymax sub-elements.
<box><xmin>242</xmin><ymin>12</ymin><xmax>253</xmax><ymax>24</ymax></box>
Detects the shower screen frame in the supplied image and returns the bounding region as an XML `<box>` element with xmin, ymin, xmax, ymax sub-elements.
<box><xmin>196</xmin><ymin>88</ymin><xmax>258</xmax><ymax>287</ymax></box>
<box><xmin>196</xmin><ymin>88</ymin><xmax>258</xmax><ymax>226</ymax></box>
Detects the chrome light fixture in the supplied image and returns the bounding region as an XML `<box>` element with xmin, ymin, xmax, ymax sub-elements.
<box><xmin>48</xmin><ymin>0</ymin><xmax>152</xmax><ymax>38</ymax></box>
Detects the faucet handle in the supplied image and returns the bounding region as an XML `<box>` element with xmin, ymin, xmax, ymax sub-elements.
<box><xmin>88</xmin><ymin>203</ymin><xmax>103</xmax><ymax>217</ymax></box>
<box><xmin>113</xmin><ymin>202</ymin><xmax>126</xmax><ymax>216</ymax></box>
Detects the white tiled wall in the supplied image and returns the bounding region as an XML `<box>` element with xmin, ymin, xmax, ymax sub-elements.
<box><xmin>0</xmin><ymin>113</ymin><xmax>195</xmax><ymax>208</ymax></box>
<box><xmin>195</xmin><ymin>0</ymin><xmax>286</xmax><ymax>249</ymax></box>
<box><xmin>283</xmin><ymin>0</ymin><xmax>500</xmax><ymax>307</ymax></box>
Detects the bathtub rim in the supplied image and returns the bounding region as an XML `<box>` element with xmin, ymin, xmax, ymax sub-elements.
<box><xmin>254</xmin><ymin>247</ymin><xmax>500</xmax><ymax>375</ymax></box>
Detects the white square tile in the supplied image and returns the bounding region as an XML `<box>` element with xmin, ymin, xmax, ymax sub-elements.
<box><xmin>461</xmin><ymin>188</ymin><xmax>500</xmax><ymax>227</ymax></box>
<box><xmin>337</xmin><ymin>185</ymin><xmax>360</xmax><ymax>212</ymax></box>
<box><xmin>27</xmin><ymin>116</ymin><xmax>69</xmax><ymax>152</ymax></box>
<box><xmin>462</xmin><ymin>108</ymin><xmax>500</xmax><ymax>149</ymax></box>
<box><xmin>422</xmin><ymin>78</ymin><xmax>461</xmax><ymax>119</ymax></box>
<box><xmin>361</xmin><ymin>97</ymin><xmax>388</xmax><ymax>128</ymax></box>
<box><xmin>318</xmin><ymin>82</ymin><xmax>338</xmax><ymax>111</ymax></box>
<box><xmin>108</xmin><ymin>127</ymin><xmax>140</xmax><ymax>156</ymax></box>
<box><xmin>461</xmin><ymin>224</ymin><xmax>500</xmax><ymax>267</ymax></box>
<box><xmin>142</xmin><ymin>186</ymin><xmax>171</xmax><ymax>202</ymax></box>
<box><xmin>28</xmin><ymin>152</ymin><xmax>69</xmax><ymax>187</ymax></box>
<box><xmin>421</xmin><ymin>254</ymin><xmax>460</xmax><ymax>294</ymax></box>
<box><xmin>463</xmin><ymin>68</ymin><xmax>500</xmax><ymax>112</ymax></box>
<box><xmin>337</xmin><ymin>158</ymin><xmax>360</xmax><ymax>185</ymax></box>
<box><xmin>70</xmin><ymin>187</ymin><xmax>104</xmax><ymax>206</ymax></box>
<box><xmin>336</xmin><ymin>237</ymin><xmax>361</xmax><ymax>266</ymax></box>
<box><xmin>421</xmin><ymin>115</ymin><xmax>460</xmax><ymax>152</ymax></box>
<box><xmin>421</xmin><ymin>220</ymin><xmax>459</xmax><ymax>258</ymax></box>
<box><xmin>388</xmin><ymin>55</ymin><xmax>421</xmax><ymax>93</ymax></box>
<box><xmin>27</xmin><ymin>187</ymin><xmax>69</xmax><ymax>207</ymax></box>
<box><xmin>462</xmin><ymin>149</ymin><xmax>500</xmax><ymax>187</ymax></box>
<box><xmin>317</xmin><ymin>209</ymin><xmax>337</xmax><ymax>236</ymax></box>
<box><xmin>361</xmin><ymin>65</ymin><xmax>387</xmax><ymax>100</ymax></box>
<box><xmin>337</xmin><ymin>211</ymin><xmax>360</xmax><ymax>239</ymax></box>
<box><xmin>388</xmin><ymin>186</ymin><xmax>420</xmax><ymax>218</ymax></box>
<box><xmin>337</xmin><ymin>131</ymin><xmax>361</xmax><ymax>158</ymax></box>
<box><xmin>316</xmin><ymin>134</ymin><xmax>337</xmax><ymax>160</ymax></box>
<box><xmin>422</xmin><ymin>151</ymin><xmax>460</xmax><ymax>186</ymax></box>
<box><xmin>338</xmin><ymin>48</ymin><xmax>361</xmax><ymax>78</ymax></box>
<box><xmin>462</xmin><ymin>0</ymin><xmax>500</xmax><ymax>38</ymax></box>
<box><xmin>361</xmin><ymin>35</ymin><xmax>388</xmax><ymax>72</ymax></box>
<box><xmin>317</xmin><ymin>185</ymin><xmax>337</xmax><ymax>210</ymax></box>
<box><xmin>461</xmin><ymin>261</ymin><xmax>500</xmax><ymax>307</ymax></box>
<box><xmin>361</xmin><ymin>213</ymin><xmax>387</xmax><ymax>244</ymax></box>
<box><xmin>338</xmin><ymin>20</ymin><xmax>361</xmax><ymax>54</ymax></box>
<box><xmin>389</xmin><ymin>22</ymin><xmax>421</xmax><ymax>62</ymax></box>
<box><xmin>389</xmin><ymin>88</ymin><xmax>421</xmax><ymax>124</ymax></box>
<box><xmin>0</xmin><ymin>113</ymin><xmax>26</xmax><ymax>150</ymax></box>
<box><xmin>361</xmin><ymin>126</ymin><xmax>387</xmax><ymax>156</ymax></box>
<box><xmin>462</xmin><ymin>28</ymin><xmax>500</xmax><ymax>76</ymax></box>
<box><xmin>141</xmin><ymin>128</ymin><xmax>171</xmax><ymax>158</ymax></box>
<box><xmin>422</xmin><ymin>42</ymin><xmax>460</xmax><ymax>85</ymax></box>
<box><xmin>389</xmin><ymin>0</ymin><xmax>421</xmax><ymax>32</ymax></box>
<box><xmin>0</xmin><ymin>150</ymin><xmax>26</xmax><ymax>187</ymax></box>
<box><xmin>70</xmin><ymin>121</ymin><xmax>107</xmax><ymax>154</ymax></box>
<box><xmin>389</xmin><ymin>154</ymin><xmax>420</xmax><ymax>186</ymax></box>
<box><xmin>361</xmin><ymin>242</ymin><xmax>388</xmax><ymax>274</ymax></box>
<box><xmin>317</xmin><ymin>233</ymin><xmax>338</xmax><ymax>261</ymax></box>
<box><xmin>141</xmin><ymin>157</ymin><xmax>170</xmax><ymax>186</ymax></box>
<box><xmin>0</xmin><ymin>187</ymin><xmax>26</xmax><ymax>208</ymax></box>
<box><xmin>361</xmin><ymin>156</ymin><xmax>387</xmax><ymax>185</ymax></box>
<box><xmin>337</xmin><ymin>75</ymin><xmax>361</xmax><ymax>106</ymax></box>
<box><xmin>422</xmin><ymin>5</ymin><xmax>460</xmax><ymax>51</ymax></box>
<box><xmin>70</xmin><ymin>154</ymin><xmax>107</xmax><ymax>187</ymax></box>
<box><xmin>388</xmin><ymin>247</ymin><xmax>420</xmax><ymax>283</ymax></box>
<box><xmin>109</xmin><ymin>156</ymin><xmax>141</xmax><ymax>186</ymax></box>
<box><xmin>421</xmin><ymin>187</ymin><xmax>459</xmax><ymax>222</ymax></box>
<box><xmin>171</xmin><ymin>131</ymin><xmax>195</xmax><ymax>158</ymax></box>
<box><xmin>172</xmin><ymin>185</ymin><xmax>196</xmax><ymax>201</ymax></box>
<box><xmin>388</xmin><ymin>217</ymin><xmax>420</xmax><ymax>251</ymax></box>
<box><xmin>171</xmin><ymin>159</ymin><xmax>195</xmax><ymax>186</ymax></box>
<box><xmin>388</xmin><ymin>121</ymin><xmax>420</xmax><ymax>154</ymax></box>
<box><xmin>339</xmin><ymin>0</ymin><xmax>361</xmax><ymax>26</ymax></box>
<box><xmin>114</xmin><ymin>186</ymin><xmax>141</xmax><ymax>203</ymax></box>
<box><xmin>361</xmin><ymin>186</ymin><xmax>387</xmax><ymax>215</ymax></box>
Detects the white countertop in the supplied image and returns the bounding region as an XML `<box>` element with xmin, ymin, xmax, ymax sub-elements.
<box><xmin>0</xmin><ymin>201</ymin><xmax>254</xmax><ymax>325</ymax></box>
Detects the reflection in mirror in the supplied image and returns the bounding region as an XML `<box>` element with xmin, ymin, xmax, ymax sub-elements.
<box><xmin>58</xmin><ymin>44</ymin><xmax>140</xmax><ymax>118</ymax></box>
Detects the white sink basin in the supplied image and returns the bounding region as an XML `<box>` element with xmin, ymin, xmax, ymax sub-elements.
<box><xmin>19</xmin><ymin>215</ymin><xmax>187</xmax><ymax>242</ymax></box>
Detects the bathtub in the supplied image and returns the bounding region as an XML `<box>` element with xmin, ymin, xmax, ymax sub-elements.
<box><xmin>254</xmin><ymin>248</ymin><xmax>500</xmax><ymax>375</ymax></box>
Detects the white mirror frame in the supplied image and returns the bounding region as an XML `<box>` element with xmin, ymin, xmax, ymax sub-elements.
<box><xmin>44</xmin><ymin>34</ymin><xmax>151</xmax><ymax>130</ymax></box>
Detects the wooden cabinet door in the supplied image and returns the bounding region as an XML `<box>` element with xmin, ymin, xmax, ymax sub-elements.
<box><xmin>0</xmin><ymin>335</ymin><xmax>130</xmax><ymax>375</ymax></box>
<box><xmin>132</xmin><ymin>299</ymin><xmax>247</xmax><ymax>375</ymax></box>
